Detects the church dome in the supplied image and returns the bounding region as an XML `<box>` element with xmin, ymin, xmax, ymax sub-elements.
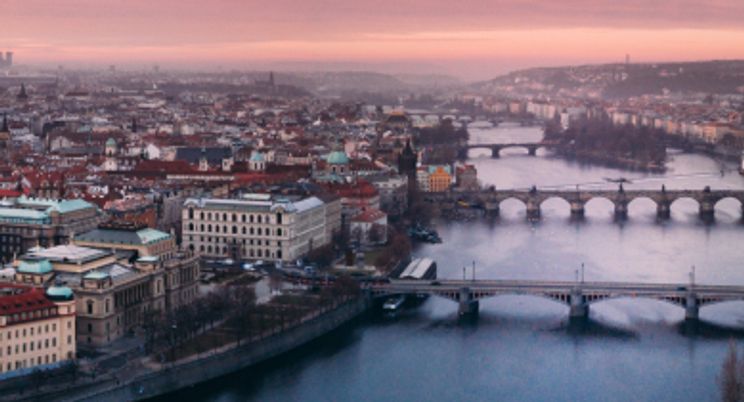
<box><xmin>326</xmin><ymin>150</ymin><xmax>349</xmax><ymax>165</ymax></box>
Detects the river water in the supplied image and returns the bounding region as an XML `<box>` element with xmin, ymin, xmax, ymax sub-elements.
<box><xmin>176</xmin><ymin>122</ymin><xmax>744</xmax><ymax>402</ymax></box>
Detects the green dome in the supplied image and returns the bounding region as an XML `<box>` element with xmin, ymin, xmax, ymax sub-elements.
<box><xmin>18</xmin><ymin>259</ymin><xmax>53</xmax><ymax>274</ymax></box>
<box><xmin>106</xmin><ymin>138</ymin><xmax>117</xmax><ymax>147</ymax></box>
<box><xmin>326</xmin><ymin>150</ymin><xmax>349</xmax><ymax>165</ymax></box>
<box><xmin>46</xmin><ymin>285</ymin><xmax>74</xmax><ymax>301</ymax></box>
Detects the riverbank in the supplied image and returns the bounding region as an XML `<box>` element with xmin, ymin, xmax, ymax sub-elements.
<box><xmin>8</xmin><ymin>297</ymin><xmax>370</xmax><ymax>402</ymax></box>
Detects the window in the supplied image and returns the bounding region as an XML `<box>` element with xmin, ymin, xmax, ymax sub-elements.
<box><xmin>87</xmin><ymin>324</ymin><xmax>92</xmax><ymax>333</ymax></box>
<box><xmin>87</xmin><ymin>301</ymin><xmax>93</xmax><ymax>315</ymax></box>
<box><xmin>277</xmin><ymin>228</ymin><xmax>282</xmax><ymax>236</ymax></box>
<box><xmin>232</xmin><ymin>226</ymin><xmax>237</xmax><ymax>234</ymax></box>
<box><xmin>242</xmin><ymin>227</ymin><xmax>246</xmax><ymax>234</ymax></box>
<box><xmin>232</xmin><ymin>213</ymin><xmax>237</xmax><ymax>222</ymax></box>
<box><xmin>105</xmin><ymin>299</ymin><xmax>110</xmax><ymax>313</ymax></box>
<box><xmin>188</xmin><ymin>223</ymin><xmax>194</xmax><ymax>231</ymax></box>
<box><xmin>223</xmin><ymin>213</ymin><xmax>227</xmax><ymax>221</ymax></box>
<box><xmin>188</xmin><ymin>208</ymin><xmax>194</xmax><ymax>219</ymax></box>
<box><xmin>249</xmin><ymin>215</ymin><xmax>254</xmax><ymax>223</ymax></box>
<box><xmin>276</xmin><ymin>213</ymin><xmax>283</xmax><ymax>224</ymax></box>
<box><xmin>200</xmin><ymin>212</ymin><xmax>204</xmax><ymax>220</ymax></box>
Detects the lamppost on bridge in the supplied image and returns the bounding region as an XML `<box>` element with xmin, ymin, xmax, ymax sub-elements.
<box><xmin>581</xmin><ymin>262</ymin><xmax>585</xmax><ymax>283</ymax></box>
<box><xmin>690</xmin><ymin>265</ymin><xmax>696</xmax><ymax>287</ymax></box>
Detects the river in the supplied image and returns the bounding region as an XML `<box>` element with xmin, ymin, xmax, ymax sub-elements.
<box><xmin>172</xmin><ymin>122</ymin><xmax>744</xmax><ymax>402</ymax></box>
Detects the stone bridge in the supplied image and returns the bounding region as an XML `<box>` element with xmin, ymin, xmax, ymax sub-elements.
<box><xmin>371</xmin><ymin>279</ymin><xmax>744</xmax><ymax>320</ymax></box>
<box><xmin>458</xmin><ymin>142</ymin><xmax>555</xmax><ymax>159</ymax></box>
<box><xmin>423</xmin><ymin>185</ymin><xmax>744</xmax><ymax>221</ymax></box>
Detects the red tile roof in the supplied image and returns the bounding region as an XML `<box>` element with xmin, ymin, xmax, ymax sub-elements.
<box><xmin>0</xmin><ymin>284</ymin><xmax>58</xmax><ymax>325</ymax></box>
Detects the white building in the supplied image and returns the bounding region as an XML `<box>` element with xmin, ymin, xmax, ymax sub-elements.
<box><xmin>182</xmin><ymin>194</ymin><xmax>335</xmax><ymax>262</ymax></box>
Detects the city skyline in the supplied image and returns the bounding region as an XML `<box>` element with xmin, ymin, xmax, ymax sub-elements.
<box><xmin>3</xmin><ymin>0</ymin><xmax>744</xmax><ymax>79</ymax></box>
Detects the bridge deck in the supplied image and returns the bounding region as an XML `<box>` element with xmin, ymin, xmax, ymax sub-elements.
<box><xmin>375</xmin><ymin>279</ymin><xmax>744</xmax><ymax>298</ymax></box>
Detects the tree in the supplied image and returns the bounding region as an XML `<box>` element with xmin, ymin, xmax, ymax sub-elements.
<box><xmin>229</xmin><ymin>285</ymin><xmax>257</xmax><ymax>345</ymax></box>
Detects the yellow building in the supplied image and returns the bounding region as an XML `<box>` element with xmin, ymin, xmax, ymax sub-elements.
<box><xmin>428</xmin><ymin>165</ymin><xmax>453</xmax><ymax>193</ymax></box>
<box><xmin>0</xmin><ymin>283</ymin><xmax>76</xmax><ymax>376</ymax></box>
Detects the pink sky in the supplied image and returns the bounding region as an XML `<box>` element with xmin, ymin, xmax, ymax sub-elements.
<box><xmin>3</xmin><ymin>0</ymin><xmax>744</xmax><ymax>79</ymax></box>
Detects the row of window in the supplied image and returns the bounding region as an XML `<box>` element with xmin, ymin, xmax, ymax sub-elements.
<box><xmin>193</xmin><ymin>244</ymin><xmax>281</xmax><ymax>259</ymax></box>
<box><xmin>187</xmin><ymin>210</ymin><xmax>283</xmax><ymax>225</ymax></box>
<box><xmin>188</xmin><ymin>236</ymin><xmax>278</xmax><ymax>247</ymax></box>
<box><xmin>2</xmin><ymin>335</ymin><xmax>71</xmax><ymax>357</ymax></box>
<box><xmin>186</xmin><ymin>223</ymin><xmax>283</xmax><ymax>237</ymax></box>
<box><xmin>1</xmin><ymin>353</ymin><xmax>66</xmax><ymax>373</ymax></box>
<box><xmin>0</xmin><ymin>321</ymin><xmax>66</xmax><ymax>340</ymax></box>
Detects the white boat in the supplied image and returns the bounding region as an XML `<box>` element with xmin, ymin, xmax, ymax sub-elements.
<box><xmin>382</xmin><ymin>296</ymin><xmax>406</xmax><ymax>312</ymax></box>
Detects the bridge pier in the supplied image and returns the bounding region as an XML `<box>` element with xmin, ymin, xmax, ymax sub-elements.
<box><xmin>527</xmin><ymin>146</ymin><xmax>537</xmax><ymax>156</ymax></box>
<box><xmin>699</xmin><ymin>202</ymin><xmax>715</xmax><ymax>222</ymax></box>
<box><xmin>484</xmin><ymin>202</ymin><xmax>500</xmax><ymax>217</ymax></box>
<box><xmin>657</xmin><ymin>202</ymin><xmax>671</xmax><ymax>220</ymax></box>
<box><xmin>685</xmin><ymin>293</ymin><xmax>699</xmax><ymax>321</ymax></box>
<box><xmin>569</xmin><ymin>290</ymin><xmax>589</xmax><ymax>319</ymax></box>
<box><xmin>458</xmin><ymin>287</ymin><xmax>479</xmax><ymax>317</ymax></box>
<box><xmin>570</xmin><ymin>201</ymin><xmax>585</xmax><ymax>218</ymax></box>
<box><xmin>614</xmin><ymin>202</ymin><xmax>628</xmax><ymax>220</ymax></box>
<box><xmin>490</xmin><ymin>147</ymin><xmax>500</xmax><ymax>158</ymax></box>
<box><xmin>526</xmin><ymin>200</ymin><xmax>541</xmax><ymax>220</ymax></box>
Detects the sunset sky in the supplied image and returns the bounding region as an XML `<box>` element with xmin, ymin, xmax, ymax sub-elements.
<box><xmin>3</xmin><ymin>0</ymin><xmax>744</xmax><ymax>79</ymax></box>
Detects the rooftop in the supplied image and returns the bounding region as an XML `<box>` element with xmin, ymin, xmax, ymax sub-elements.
<box><xmin>26</xmin><ymin>245</ymin><xmax>111</xmax><ymax>264</ymax></box>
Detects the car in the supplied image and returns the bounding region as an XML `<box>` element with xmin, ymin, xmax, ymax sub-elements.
<box><xmin>676</xmin><ymin>286</ymin><xmax>687</xmax><ymax>291</ymax></box>
<box><xmin>242</xmin><ymin>263</ymin><xmax>256</xmax><ymax>271</ymax></box>
<box><xmin>220</xmin><ymin>258</ymin><xmax>235</xmax><ymax>265</ymax></box>
<box><xmin>430</xmin><ymin>281</ymin><xmax>441</xmax><ymax>286</ymax></box>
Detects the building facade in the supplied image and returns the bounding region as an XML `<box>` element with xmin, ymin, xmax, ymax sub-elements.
<box><xmin>0</xmin><ymin>284</ymin><xmax>76</xmax><ymax>376</ymax></box>
<box><xmin>182</xmin><ymin>194</ymin><xmax>334</xmax><ymax>262</ymax></box>
<box><xmin>12</xmin><ymin>223</ymin><xmax>199</xmax><ymax>348</ymax></box>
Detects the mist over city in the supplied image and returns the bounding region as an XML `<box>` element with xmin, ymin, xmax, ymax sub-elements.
<box><xmin>2</xmin><ymin>1</ymin><xmax>744</xmax><ymax>401</ymax></box>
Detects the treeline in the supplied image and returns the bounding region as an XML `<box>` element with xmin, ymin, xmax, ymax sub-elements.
<box><xmin>417</xmin><ymin>119</ymin><xmax>469</xmax><ymax>145</ymax></box>
<box><xmin>546</xmin><ymin>115</ymin><xmax>667</xmax><ymax>166</ymax></box>
<box><xmin>145</xmin><ymin>279</ymin><xmax>362</xmax><ymax>362</ymax></box>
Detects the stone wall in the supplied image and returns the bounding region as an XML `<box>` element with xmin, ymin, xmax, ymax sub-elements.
<box><xmin>67</xmin><ymin>298</ymin><xmax>370</xmax><ymax>402</ymax></box>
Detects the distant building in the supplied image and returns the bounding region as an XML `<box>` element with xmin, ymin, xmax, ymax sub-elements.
<box><xmin>0</xmin><ymin>283</ymin><xmax>76</xmax><ymax>376</ymax></box>
<box><xmin>418</xmin><ymin>165</ymin><xmax>452</xmax><ymax>192</ymax></box>
<box><xmin>455</xmin><ymin>164</ymin><xmax>478</xmax><ymax>190</ymax></box>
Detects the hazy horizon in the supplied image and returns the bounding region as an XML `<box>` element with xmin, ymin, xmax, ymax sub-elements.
<box><xmin>4</xmin><ymin>0</ymin><xmax>744</xmax><ymax>80</ymax></box>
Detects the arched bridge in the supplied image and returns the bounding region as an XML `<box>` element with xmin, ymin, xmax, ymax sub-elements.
<box><xmin>458</xmin><ymin>141</ymin><xmax>557</xmax><ymax>159</ymax></box>
<box><xmin>424</xmin><ymin>185</ymin><xmax>744</xmax><ymax>221</ymax></box>
<box><xmin>371</xmin><ymin>279</ymin><xmax>744</xmax><ymax>320</ymax></box>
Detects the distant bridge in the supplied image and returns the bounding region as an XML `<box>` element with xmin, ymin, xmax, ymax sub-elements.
<box><xmin>371</xmin><ymin>278</ymin><xmax>744</xmax><ymax>320</ymax></box>
<box><xmin>457</xmin><ymin>141</ymin><xmax>556</xmax><ymax>159</ymax></box>
<box><xmin>424</xmin><ymin>186</ymin><xmax>744</xmax><ymax>221</ymax></box>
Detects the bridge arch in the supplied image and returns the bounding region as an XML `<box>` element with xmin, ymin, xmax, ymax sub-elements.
<box><xmin>713</xmin><ymin>196</ymin><xmax>743</xmax><ymax>221</ymax></box>
<box><xmin>498</xmin><ymin>196</ymin><xmax>529</xmax><ymax>209</ymax></box>
<box><xmin>668</xmin><ymin>196</ymin><xmax>700</xmax><ymax>209</ymax></box>
<box><xmin>583</xmin><ymin>294</ymin><xmax>687</xmax><ymax>308</ymax></box>
<box><xmin>539</xmin><ymin>196</ymin><xmax>572</xmax><ymax>215</ymax></box>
